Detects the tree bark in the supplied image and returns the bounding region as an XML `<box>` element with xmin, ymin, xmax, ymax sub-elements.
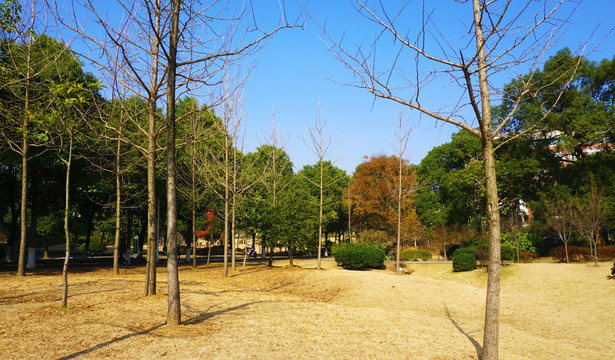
<box><xmin>113</xmin><ymin>133</ymin><xmax>122</xmax><ymax>274</ymax></box>
<box><xmin>145</xmin><ymin>0</ymin><xmax>162</xmax><ymax>297</ymax></box>
<box><xmin>473</xmin><ymin>1</ymin><xmax>501</xmax><ymax>358</ymax></box>
<box><xmin>61</xmin><ymin>138</ymin><xmax>73</xmax><ymax>308</ymax></box>
<box><xmin>165</xmin><ymin>0</ymin><xmax>181</xmax><ymax>326</ymax></box>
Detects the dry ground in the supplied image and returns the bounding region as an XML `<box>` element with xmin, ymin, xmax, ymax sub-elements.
<box><xmin>0</xmin><ymin>259</ymin><xmax>613</xmax><ymax>359</ymax></box>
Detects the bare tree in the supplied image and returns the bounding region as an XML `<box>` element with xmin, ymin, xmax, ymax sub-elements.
<box><xmin>572</xmin><ymin>186</ymin><xmax>608</xmax><ymax>266</ymax></box>
<box><xmin>321</xmin><ymin>1</ymin><xmax>582</xmax><ymax>357</ymax></box>
<box><xmin>393</xmin><ymin>112</ymin><xmax>414</xmax><ymax>274</ymax></box>
<box><xmin>304</xmin><ymin>103</ymin><xmax>335</xmax><ymax>270</ymax></box>
<box><xmin>545</xmin><ymin>195</ymin><xmax>574</xmax><ymax>263</ymax></box>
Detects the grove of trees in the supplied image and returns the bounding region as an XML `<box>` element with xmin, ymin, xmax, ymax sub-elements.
<box><xmin>0</xmin><ymin>1</ymin><xmax>613</xmax><ymax>358</ymax></box>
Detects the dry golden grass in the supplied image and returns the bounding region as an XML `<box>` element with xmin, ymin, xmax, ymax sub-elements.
<box><xmin>0</xmin><ymin>260</ymin><xmax>613</xmax><ymax>359</ymax></box>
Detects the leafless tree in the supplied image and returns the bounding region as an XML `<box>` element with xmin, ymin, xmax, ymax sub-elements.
<box><xmin>304</xmin><ymin>103</ymin><xmax>335</xmax><ymax>270</ymax></box>
<box><xmin>545</xmin><ymin>196</ymin><xmax>574</xmax><ymax>263</ymax></box>
<box><xmin>572</xmin><ymin>186</ymin><xmax>608</xmax><ymax>266</ymax></box>
<box><xmin>392</xmin><ymin>111</ymin><xmax>414</xmax><ymax>274</ymax></box>
<box><xmin>321</xmin><ymin>1</ymin><xmax>582</xmax><ymax>357</ymax></box>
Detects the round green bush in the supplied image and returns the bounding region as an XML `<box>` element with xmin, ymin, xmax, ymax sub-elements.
<box><xmin>332</xmin><ymin>243</ymin><xmax>385</xmax><ymax>270</ymax></box>
<box><xmin>453</xmin><ymin>247</ymin><xmax>476</xmax><ymax>272</ymax></box>
<box><xmin>399</xmin><ymin>249</ymin><xmax>432</xmax><ymax>261</ymax></box>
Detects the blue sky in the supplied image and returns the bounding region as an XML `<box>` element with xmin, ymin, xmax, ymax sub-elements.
<box><xmin>240</xmin><ymin>0</ymin><xmax>614</xmax><ymax>174</ymax></box>
<box><xmin>54</xmin><ymin>0</ymin><xmax>614</xmax><ymax>174</ymax></box>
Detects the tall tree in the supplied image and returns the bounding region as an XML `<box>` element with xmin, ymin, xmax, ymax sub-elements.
<box><xmin>393</xmin><ymin>112</ymin><xmax>413</xmax><ymax>274</ymax></box>
<box><xmin>322</xmin><ymin>2</ymin><xmax>581</xmax><ymax>356</ymax></box>
<box><xmin>304</xmin><ymin>104</ymin><xmax>335</xmax><ymax>269</ymax></box>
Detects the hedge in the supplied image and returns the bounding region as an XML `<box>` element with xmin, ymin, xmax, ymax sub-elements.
<box><xmin>452</xmin><ymin>247</ymin><xmax>476</xmax><ymax>272</ymax></box>
<box><xmin>332</xmin><ymin>243</ymin><xmax>385</xmax><ymax>270</ymax></box>
<box><xmin>399</xmin><ymin>249</ymin><xmax>432</xmax><ymax>261</ymax></box>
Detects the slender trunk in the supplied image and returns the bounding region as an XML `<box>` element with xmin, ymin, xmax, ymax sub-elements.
<box><xmin>166</xmin><ymin>0</ymin><xmax>181</xmax><ymax>326</ymax></box>
<box><xmin>231</xmin><ymin>193</ymin><xmax>237</xmax><ymax>271</ymax></box>
<box><xmin>593</xmin><ymin>239</ymin><xmax>598</xmax><ymax>266</ymax></box>
<box><xmin>473</xmin><ymin>1</ymin><xmax>501</xmax><ymax>358</ymax></box>
<box><xmin>223</xmin><ymin>123</ymin><xmax>231</xmax><ymax>276</ymax></box>
<box><xmin>317</xmin><ymin>162</ymin><xmax>324</xmax><ymax>269</ymax></box>
<box><xmin>564</xmin><ymin>242</ymin><xmax>569</xmax><ymax>263</ymax></box>
<box><xmin>18</xmin><ymin>140</ymin><xmax>28</xmax><ymax>276</ymax></box>
<box><xmin>191</xmin><ymin>140</ymin><xmax>197</xmax><ymax>268</ymax></box>
<box><xmin>145</xmin><ymin>1</ymin><xmax>162</xmax><ymax>297</ymax></box>
<box><xmin>289</xmin><ymin>246</ymin><xmax>294</xmax><ymax>266</ymax></box>
<box><xmin>207</xmin><ymin>231</ymin><xmax>213</xmax><ymax>265</ymax></box>
<box><xmin>61</xmin><ymin>138</ymin><xmax>73</xmax><ymax>308</ymax></box>
<box><xmin>588</xmin><ymin>240</ymin><xmax>593</xmax><ymax>263</ymax></box>
<box><xmin>347</xmin><ymin>184</ymin><xmax>352</xmax><ymax>243</ymax></box>
<box><xmin>396</xmin><ymin>155</ymin><xmax>402</xmax><ymax>274</ymax></box>
<box><xmin>17</xmin><ymin>38</ymin><xmax>32</xmax><ymax>276</ymax></box>
<box><xmin>113</xmin><ymin>133</ymin><xmax>122</xmax><ymax>274</ymax></box>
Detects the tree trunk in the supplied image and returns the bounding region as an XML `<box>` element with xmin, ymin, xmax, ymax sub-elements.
<box><xmin>145</xmin><ymin>0</ymin><xmax>162</xmax><ymax>297</ymax></box>
<box><xmin>61</xmin><ymin>138</ymin><xmax>73</xmax><ymax>308</ymax></box>
<box><xmin>564</xmin><ymin>242</ymin><xmax>569</xmax><ymax>263</ymax></box>
<box><xmin>18</xmin><ymin>140</ymin><xmax>28</xmax><ymax>276</ymax></box>
<box><xmin>191</xmin><ymin>141</ymin><xmax>197</xmax><ymax>269</ymax></box>
<box><xmin>113</xmin><ymin>134</ymin><xmax>122</xmax><ymax>274</ymax></box>
<box><xmin>165</xmin><ymin>0</ymin><xmax>181</xmax><ymax>326</ymax></box>
<box><xmin>317</xmin><ymin>162</ymin><xmax>324</xmax><ymax>269</ymax></box>
<box><xmin>473</xmin><ymin>1</ymin><xmax>501</xmax><ymax>358</ymax></box>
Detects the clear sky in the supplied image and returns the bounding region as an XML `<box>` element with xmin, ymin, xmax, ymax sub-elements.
<box><xmin>239</xmin><ymin>0</ymin><xmax>614</xmax><ymax>174</ymax></box>
<box><xmin>54</xmin><ymin>0</ymin><xmax>614</xmax><ymax>175</ymax></box>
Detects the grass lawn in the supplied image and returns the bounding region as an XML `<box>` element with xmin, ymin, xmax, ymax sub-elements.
<box><xmin>0</xmin><ymin>259</ymin><xmax>613</xmax><ymax>359</ymax></box>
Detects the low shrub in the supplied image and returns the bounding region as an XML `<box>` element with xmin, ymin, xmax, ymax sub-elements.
<box><xmin>597</xmin><ymin>246</ymin><xmax>615</xmax><ymax>260</ymax></box>
<box><xmin>332</xmin><ymin>243</ymin><xmax>385</xmax><ymax>270</ymax></box>
<box><xmin>399</xmin><ymin>249</ymin><xmax>432</xmax><ymax>261</ymax></box>
<box><xmin>551</xmin><ymin>246</ymin><xmax>590</xmax><ymax>262</ymax></box>
<box><xmin>452</xmin><ymin>247</ymin><xmax>476</xmax><ymax>272</ymax></box>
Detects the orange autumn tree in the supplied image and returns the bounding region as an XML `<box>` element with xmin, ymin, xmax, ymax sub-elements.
<box><xmin>350</xmin><ymin>155</ymin><xmax>420</xmax><ymax>249</ymax></box>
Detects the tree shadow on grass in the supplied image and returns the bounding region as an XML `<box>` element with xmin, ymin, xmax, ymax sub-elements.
<box><xmin>445</xmin><ymin>305</ymin><xmax>482</xmax><ymax>360</ymax></box>
<box><xmin>183</xmin><ymin>301</ymin><xmax>265</xmax><ymax>325</ymax></box>
<box><xmin>59</xmin><ymin>323</ymin><xmax>164</xmax><ymax>360</ymax></box>
<box><xmin>59</xmin><ymin>301</ymin><xmax>265</xmax><ymax>359</ymax></box>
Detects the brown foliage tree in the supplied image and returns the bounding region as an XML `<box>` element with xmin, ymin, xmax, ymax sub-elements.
<box><xmin>350</xmin><ymin>155</ymin><xmax>419</xmax><ymax>241</ymax></box>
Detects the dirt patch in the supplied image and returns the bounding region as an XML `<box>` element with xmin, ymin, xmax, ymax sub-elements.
<box><xmin>0</xmin><ymin>260</ymin><xmax>613</xmax><ymax>359</ymax></box>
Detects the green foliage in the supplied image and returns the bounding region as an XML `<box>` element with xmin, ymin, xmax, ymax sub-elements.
<box><xmin>332</xmin><ymin>242</ymin><xmax>385</xmax><ymax>270</ymax></box>
<box><xmin>78</xmin><ymin>241</ymin><xmax>107</xmax><ymax>257</ymax></box>
<box><xmin>500</xmin><ymin>242</ymin><xmax>516</xmax><ymax>261</ymax></box>
<box><xmin>501</xmin><ymin>230</ymin><xmax>539</xmax><ymax>254</ymax></box>
<box><xmin>415</xmin><ymin>130</ymin><xmax>485</xmax><ymax>228</ymax></box>
<box><xmin>452</xmin><ymin>247</ymin><xmax>476</xmax><ymax>272</ymax></box>
<box><xmin>0</xmin><ymin>0</ymin><xmax>21</xmax><ymax>32</ymax></box>
<box><xmin>399</xmin><ymin>249</ymin><xmax>432</xmax><ymax>261</ymax></box>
